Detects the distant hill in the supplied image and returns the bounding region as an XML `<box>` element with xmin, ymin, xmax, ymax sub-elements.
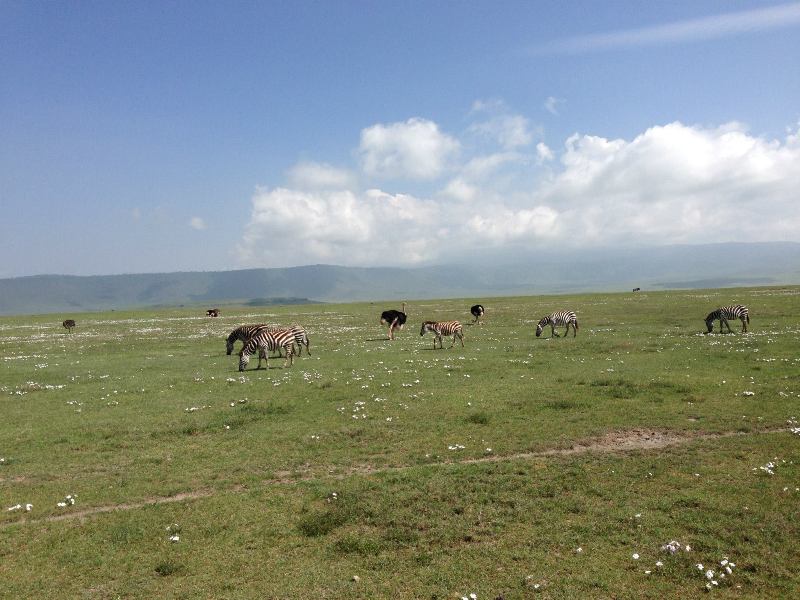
<box><xmin>1</xmin><ymin>242</ymin><xmax>799</xmax><ymax>316</ymax></box>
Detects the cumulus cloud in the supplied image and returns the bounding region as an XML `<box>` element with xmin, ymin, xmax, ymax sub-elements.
<box><xmin>535</xmin><ymin>122</ymin><xmax>800</xmax><ymax>244</ymax></box>
<box><xmin>287</xmin><ymin>161</ymin><xmax>356</xmax><ymax>190</ymax></box>
<box><xmin>237</xmin><ymin>187</ymin><xmax>443</xmax><ymax>266</ymax></box>
<box><xmin>359</xmin><ymin>118</ymin><xmax>459</xmax><ymax>180</ymax></box>
<box><xmin>189</xmin><ymin>217</ymin><xmax>206</xmax><ymax>230</ymax></box>
<box><xmin>238</xmin><ymin>119</ymin><xmax>800</xmax><ymax>267</ymax></box>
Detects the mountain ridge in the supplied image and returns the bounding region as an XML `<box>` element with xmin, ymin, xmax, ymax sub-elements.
<box><xmin>1</xmin><ymin>242</ymin><xmax>799</xmax><ymax>316</ymax></box>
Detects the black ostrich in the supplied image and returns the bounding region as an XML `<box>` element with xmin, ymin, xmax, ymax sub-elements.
<box><xmin>470</xmin><ymin>304</ymin><xmax>485</xmax><ymax>324</ymax></box>
<box><xmin>380</xmin><ymin>302</ymin><xmax>407</xmax><ymax>340</ymax></box>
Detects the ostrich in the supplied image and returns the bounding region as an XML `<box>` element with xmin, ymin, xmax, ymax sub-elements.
<box><xmin>380</xmin><ymin>302</ymin><xmax>407</xmax><ymax>340</ymax></box>
<box><xmin>206</xmin><ymin>308</ymin><xmax>220</xmax><ymax>317</ymax></box>
<box><xmin>62</xmin><ymin>319</ymin><xmax>76</xmax><ymax>333</ymax></box>
<box><xmin>470</xmin><ymin>304</ymin><xmax>485</xmax><ymax>324</ymax></box>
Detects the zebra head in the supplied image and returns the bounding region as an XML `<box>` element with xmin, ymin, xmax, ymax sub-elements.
<box><xmin>420</xmin><ymin>321</ymin><xmax>433</xmax><ymax>337</ymax></box>
<box><xmin>704</xmin><ymin>314</ymin><xmax>715</xmax><ymax>333</ymax></box>
<box><xmin>535</xmin><ymin>319</ymin><xmax>547</xmax><ymax>337</ymax></box>
<box><xmin>226</xmin><ymin>337</ymin><xmax>235</xmax><ymax>355</ymax></box>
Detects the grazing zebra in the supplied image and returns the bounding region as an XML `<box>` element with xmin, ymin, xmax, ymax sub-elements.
<box><xmin>226</xmin><ymin>324</ymin><xmax>270</xmax><ymax>355</ymax></box>
<box><xmin>239</xmin><ymin>328</ymin><xmax>296</xmax><ymax>371</ymax></box>
<box><xmin>62</xmin><ymin>319</ymin><xmax>76</xmax><ymax>333</ymax></box>
<box><xmin>705</xmin><ymin>305</ymin><xmax>749</xmax><ymax>333</ymax></box>
<box><xmin>227</xmin><ymin>324</ymin><xmax>310</xmax><ymax>357</ymax></box>
<box><xmin>420</xmin><ymin>320</ymin><xmax>464</xmax><ymax>349</ymax></box>
<box><xmin>381</xmin><ymin>302</ymin><xmax>407</xmax><ymax>340</ymax></box>
<box><xmin>470</xmin><ymin>304</ymin><xmax>485</xmax><ymax>324</ymax></box>
<box><xmin>535</xmin><ymin>311</ymin><xmax>578</xmax><ymax>338</ymax></box>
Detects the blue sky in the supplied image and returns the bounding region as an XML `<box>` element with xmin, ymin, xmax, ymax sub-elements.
<box><xmin>1</xmin><ymin>1</ymin><xmax>799</xmax><ymax>277</ymax></box>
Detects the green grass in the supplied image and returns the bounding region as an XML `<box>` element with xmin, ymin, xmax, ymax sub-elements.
<box><xmin>1</xmin><ymin>287</ymin><xmax>799</xmax><ymax>598</ymax></box>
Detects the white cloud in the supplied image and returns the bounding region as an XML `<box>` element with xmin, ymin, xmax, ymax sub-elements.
<box><xmin>468</xmin><ymin>115</ymin><xmax>534</xmax><ymax>149</ymax></box>
<box><xmin>237</xmin><ymin>187</ymin><xmax>442</xmax><ymax>266</ymax></box>
<box><xmin>536</xmin><ymin>142</ymin><xmax>554</xmax><ymax>163</ymax></box>
<box><xmin>544</xmin><ymin>96</ymin><xmax>562</xmax><ymax>115</ymax></box>
<box><xmin>287</xmin><ymin>161</ymin><xmax>356</xmax><ymax>190</ymax></box>
<box><xmin>359</xmin><ymin>118</ymin><xmax>459</xmax><ymax>180</ymax></box>
<box><xmin>535</xmin><ymin>121</ymin><xmax>800</xmax><ymax>244</ymax></box>
<box><xmin>189</xmin><ymin>217</ymin><xmax>206</xmax><ymax>230</ymax></box>
<box><xmin>441</xmin><ymin>178</ymin><xmax>478</xmax><ymax>202</ymax></box>
<box><xmin>239</xmin><ymin>119</ymin><xmax>800</xmax><ymax>267</ymax></box>
<box><xmin>535</xmin><ymin>3</ymin><xmax>800</xmax><ymax>54</ymax></box>
<box><xmin>462</xmin><ymin>152</ymin><xmax>526</xmax><ymax>181</ymax></box>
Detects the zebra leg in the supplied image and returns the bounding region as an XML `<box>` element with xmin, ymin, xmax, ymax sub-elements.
<box><xmin>741</xmin><ymin>318</ymin><xmax>747</xmax><ymax>333</ymax></box>
<box><xmin>551</xmin><ymin>324</ymin><xmax>558</xmax><ymax>338</ymax></box>
<box><xmin>721</xmin><ymin>317</ymin><xmax>732</xmax><ymax>333</ymax></box>
<box><xmin>572</xmin><ymin>323</ymin><xmax>577</xmax><ymax>337</ymax></box>
<box><xmin>458</xmin><ymin>332</ymin><xmax>465</xmax><ymax>347</ymax></box>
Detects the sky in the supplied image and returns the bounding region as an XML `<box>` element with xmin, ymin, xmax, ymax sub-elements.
<box><xmin>1</xmin><ymin>0</ymin><xmax>799</xmax><ymax>277</ymax></box>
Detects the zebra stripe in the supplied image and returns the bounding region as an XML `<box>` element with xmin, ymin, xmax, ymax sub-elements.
<box><xmin>239</xmin><ymin>329</ymin><xmax>296</xmax><ymax>371</ymax></box>
<box><xmin>705</xmin><ymin>305</ymin><xmax>749</xmax><ymax>333</ymax></box>
<box><xmin>420</xmin><ymin>320</ymin><xmax>464</xmax><ymax>349</ymax></box>
<box><xmin>227</xmin><ymin>324</ymin><xmax>310</xmax><ymax>357</ymax></box>
<box><xmin>226</xmin><ymin>324</ymin><xmax>270</xmax><ymax>355</ymax></box>
<box><xmin>536</xmin><ymin>311</ymin><xmax>578</xmax><ymax>338</ymax></box>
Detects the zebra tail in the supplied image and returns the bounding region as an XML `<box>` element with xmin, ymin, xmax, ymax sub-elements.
<box><xmin>746</xmin><ymin>314</ymin><xmax>750</xmax><ymax>324</ymax></box>
<box><xmin>574</xmin><ymin>319</ymin><xmax>579</xmax><ymax>330</ymax></box>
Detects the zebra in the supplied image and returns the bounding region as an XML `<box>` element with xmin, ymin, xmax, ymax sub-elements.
<box><xmin>62</xmin><ymin>319</ymin><xmax>76</xmax><ymax>333</ymax></box>
<box><xmin>239</xmin><ymin>328</ymin><xmax>296</xmax><ymax>371</ymax></box>
<box><xmin>705</xmin><ymin>305</ymin><xmax>749</xmax><ymax>333</ymax></box>
<box><xmin>226</xmin><ymin>324</ymin><xmax>270</xmax><ymax>355</ymax></box>
<box><xmin>281</xmin><ymin>324</ymin><xmax>311</xmax><ymax>356</ymax></box>
<box><xmin>470</xmin><ymin>304</ymin><xmax>485</xmax><ymax>324</ymax></box>
<box><xmin>535</xmin><ymin>311</ymin><xmax>578</xmax><ymax>338</ymax></box>
<box><xmin>420</xmin><ymin>320</ymin><xmax>464</xmax><ymax>349</ymax></box>
<box><xmin>226</xmin><ymin>324</ymin><xmax>310</xmax><ymax>357</ymax></box>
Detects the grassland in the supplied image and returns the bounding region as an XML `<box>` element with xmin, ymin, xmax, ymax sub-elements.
<box><xmin>1</xmin><ymin>287</ymin><xmax>799</xmax><ymax>599</ymax></box>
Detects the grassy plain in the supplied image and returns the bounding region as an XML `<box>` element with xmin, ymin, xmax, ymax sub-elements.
<box><xmin>1</xmin><ymin>287</ymin><xmax>799</xmax><ymax>598</ymax></box>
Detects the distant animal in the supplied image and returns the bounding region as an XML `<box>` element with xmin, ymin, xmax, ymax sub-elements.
<box><xmin>705</xmin><ymin>305</ymin><xmax>749</xmax><ymax>333</ymax></box>
<box><xmin>470</xmin><ymin>304</ymin><xmax>485</xmax><ymax>324</ymax></box>
<box><xmin>380</xmin><ymin>302</ymin><xmax>407</xmax><ymax>340</ymax></box>
<box><xmin>632</xmin><ymin>287</ymin><xmax>641</xmax><ymax>292</ymax></box>
<box><xmin>536</xmin><ymin>311</ymin><xmax>579</xmax><ymax>338</ymax></box>
<box><xmin>206</xmin><ymin>308</ymin><xmax>220</xmax><ymax>317</ymax></box>
<box><xmin>62</xmin><ymin>319</ymin><xmax>76</xmax><ymax>333</ymax></box>
<box><xmin>420</xmin><ymin>320</ymin><xmax>464</xmax><ymax>349</ymax></box>
<box><xmin>239</xmin><ymin>329</ymin><xmax>296</xmax><ymax>371</ymax></box>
